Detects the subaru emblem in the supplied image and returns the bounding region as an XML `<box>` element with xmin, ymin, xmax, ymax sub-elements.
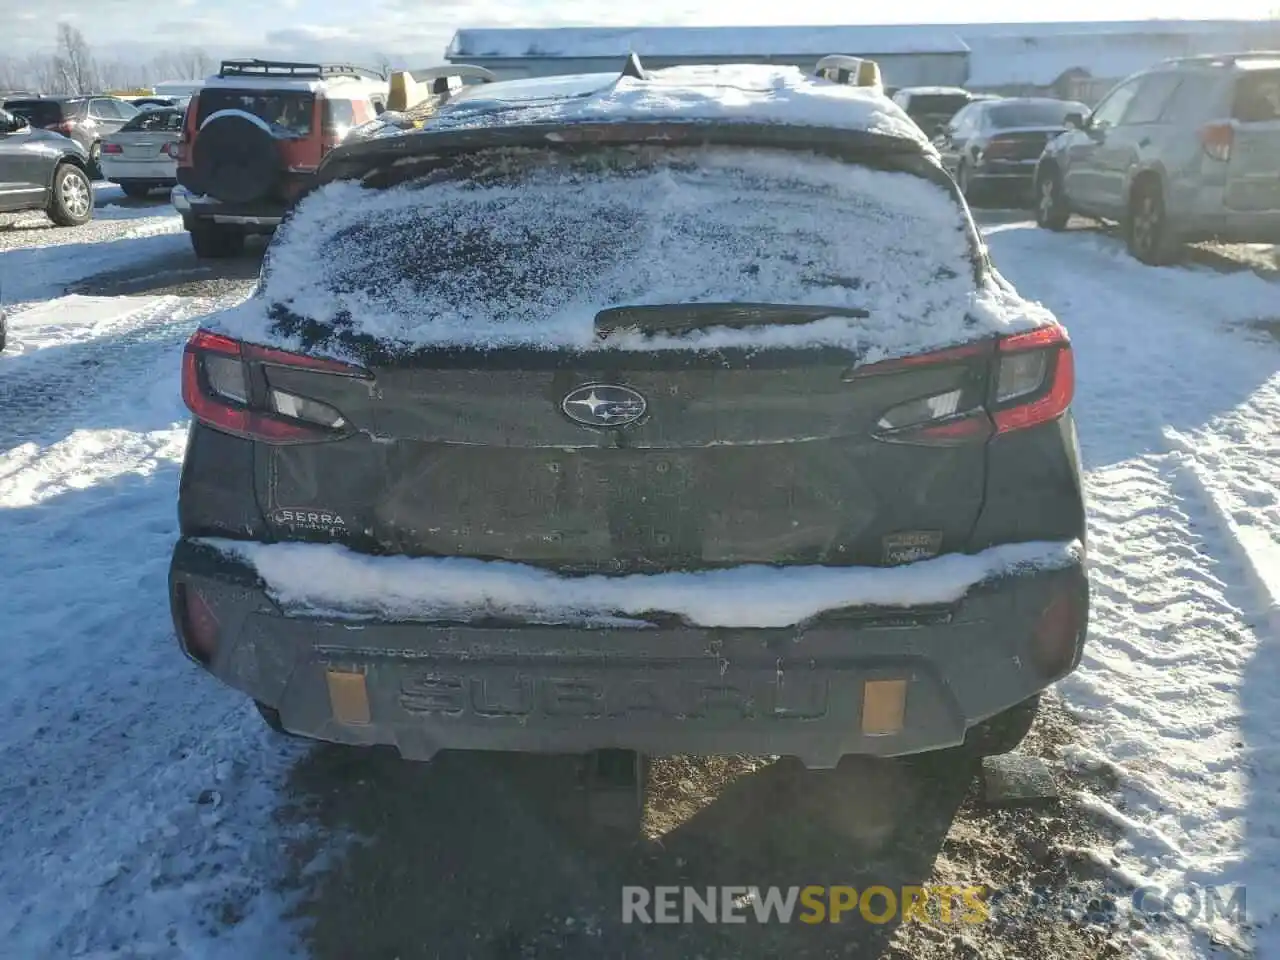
<box><xmin>561</xmin><ymin>383</ymin><xmax>648</xmax><ymax>428</ymax></box>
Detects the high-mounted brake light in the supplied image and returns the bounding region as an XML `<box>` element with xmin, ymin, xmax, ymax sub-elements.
<box><xmin>862</xmin><ymin>323</ymin><xmax>1073</xmax><ymax>446</ymax></box>
<box><xmin>181</xmin><ymin>329</ymin><xmax>368</xmax><ymax>443</ymax></box>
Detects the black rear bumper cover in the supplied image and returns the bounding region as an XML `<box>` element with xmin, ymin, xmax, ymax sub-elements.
<box><xmin>169</xmin><ymin>538</ymin><xmax>1087</xmax><ymax>767</ymax></box>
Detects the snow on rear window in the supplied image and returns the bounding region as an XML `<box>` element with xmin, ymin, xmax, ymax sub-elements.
<box><xmin>214</xmin><ymin>146</ymin><xmax>1054</xmax><ymax>357</ymax></box>
<box><xmin>205</xmin><ymin>537</ymin><xmax>1083</xmax><ymax>628</ymax></box>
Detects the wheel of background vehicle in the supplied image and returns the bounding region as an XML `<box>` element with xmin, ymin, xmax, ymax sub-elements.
<box><xmin>963</xmin><ymin>693</ymin><xmax>1042</xmax><ymax>756</ymax></box>
<box><xmin>194</xmin><ymin>114</ymin><xmax>280</xmax><ymax>205</ymax></box>
<box><xmin>1034</xmin><ymin>167</ymin><xmax>1070</xmax><ymax>231</ymax></box>
<box><xmin>189</xmin><ymin>221</ymin><xmax>246</xmax><ymax>258</ymax></box>
<box><xmin>1125</xmin><ymin>177</ymin><xmax>1181</xmax><ymax>266</ymax></box>
<box><xmin>88</xmin><ymin>142</ymin><xmax>102</xmax><ymax>179</ymax></box>
<box><xmin>120</xmin><ymin>182</ymin><xmax>151</xmax><ymax>199</ymax></box>
<box><xmin>46</xmin><ymin>163</ymin><xmax>93</xmax><ymax>226</ymax></box>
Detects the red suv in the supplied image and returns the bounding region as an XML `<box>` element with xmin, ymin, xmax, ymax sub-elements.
<box><xmin>171</xmin><ymin>59</ymin><xmax>388</xmax><ymax>258</ymax></box>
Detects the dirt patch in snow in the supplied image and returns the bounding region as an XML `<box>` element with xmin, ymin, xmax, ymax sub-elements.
<box><xmin>269</xmin><ymin>695</ymin><xmax>1134</xmax><ymax>960</ymax></box>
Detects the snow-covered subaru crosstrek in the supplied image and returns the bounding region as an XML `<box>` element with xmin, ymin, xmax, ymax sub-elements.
<box><xmin>169</xmin><ymin>55</ymin><xmax>1088</xmax><ymax>804</ymax></box>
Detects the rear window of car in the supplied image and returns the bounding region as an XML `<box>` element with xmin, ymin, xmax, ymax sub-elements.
<box><xmin>195</xmin><ymin>88</ymin><xmax>315</xmax><ymax>137</ymax></box>
<box><xmin>120</xmin><ymin>109</ymin><xmax>184</xmax><ymax>132</ymax></box>
<box><xmin>906</xmin><ymin>94</ymin><xmax>971</xmax><ymax>116</ymax></box>
<box><xmin>987</xmin><ymin>102</ymin><xmax>1078</xmax><ymax>128</ymax></box>
<box><xmin>1233</xmin><ymin>71</ymin><xmax>1280</xmax><ymax>122</ymax></box>
<box><xmin>4</xmin><ymin>100</ymin><xmax>73</xmax><ymax>125</ymax></box>
<box><xmin>256</xmin><ymin>146</ymin><xmax>980</xmax><ymax>352</ymax></box>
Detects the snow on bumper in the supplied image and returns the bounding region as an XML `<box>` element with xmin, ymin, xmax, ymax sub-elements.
<box><xmin>169</xmin><ymin>539</ymin><xmax>1087</xmax><ymax>766</ymax></box>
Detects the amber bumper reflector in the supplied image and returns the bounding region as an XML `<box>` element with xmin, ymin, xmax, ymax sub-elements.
<box><xmin>861</xmin><ymin>679</ymin><xmax>907</xmax><ymax>735</ymax></box>
<box><xmin>326</xmin><ymin>669</ymin><xmax>371</xmax><ymax>725</ymax></box>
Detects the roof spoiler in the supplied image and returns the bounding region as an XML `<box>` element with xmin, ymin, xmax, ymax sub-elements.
<box><xmin>387</xmin><ymin>64</ymin><xmax>497</xmax><ymax>111</ymax></box>
<box><xmin>620</xmin><ymin>52</ymin><xmax>648</xmax><ymax>81</ymax></box>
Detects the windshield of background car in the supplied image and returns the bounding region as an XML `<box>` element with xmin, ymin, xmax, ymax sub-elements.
<box><xmin>195</xmin><ymin>89</ymin><xmax>315</xmax><ymax>137</ymax></box>
<box><xmin>3</xmin><ymin>100</ymin><xmax>73</xmax><ymax>126</ymax></box>
<box><xmin>1233</xmin><ymin>71</ymin><xmax>1280</xmax><ymax>122</ymax></box>
<box><xmin>908</xmin><ymin>94</ymin><xmax>971</xmax><ymax>117</ymax></box>
<box><xmin>988</xmin><ymin>102</ymin><xmax>1077</xmax><ymax>128</ymax></box>
<box><xmin>121</xmin><ymin>109</ymin><xmax>183</xmax><ymax>132</ymax></box>
<box><xmin>258</xmin><ymin>145</ymin><xmax>981</xmax><ymax>352</ymax></box>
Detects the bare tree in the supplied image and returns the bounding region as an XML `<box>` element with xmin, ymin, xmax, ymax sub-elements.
<box><xmin>52</xmin><ymin>23</ymin><xmax>98</xmax><ymax>94</ymax></box>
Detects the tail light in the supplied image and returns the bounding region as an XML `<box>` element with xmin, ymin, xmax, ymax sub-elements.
<box><xmin>991</xmin><ymin>324</ymin><xmax>1074</xmax><ymax>434</ymax></box>
<box><xmin>162</xmin><ymin>142</ymin><xmax>180</xmax><ymax>159</ymax></box>
<box><xmin>101</xmin><ymin>142</ymin><xmax>123</xmax><ymax>154</ymax></box>
<box><xmin>1032</xmin><ymin>579</ymin><xmax>1086</xmax><ymax>678</ymax></box>
<box><xmin>181</xmin><ymin>329</ymin><xmax>369</xmax><ymax>443</ymax></box>
<box><xmin>46</xmin><ymin>120</ymin><xmax>74</xmax><ymax>136</ymax></box>
<box><xmin>174</xmin><ymin>582</ymin><xmax>219</xmax><ymax>666</ymax></box>
<box><xmin>982</xmin><ymin>138</ymin><xmax>1016</xmax><ymax>159</ymax></box>
<box><xmin>1199</xmin><ymin>122</ymin><xmax>1234</xmax><ymax>162</ymax></box>
<box><xmin>861</xmin><ymin>324</ymin><xmax>1073</xmax><ymax>445</ymax></box>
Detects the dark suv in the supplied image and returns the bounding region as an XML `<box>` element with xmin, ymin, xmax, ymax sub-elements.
<box><xmin>170</xmin><ymin>58</ymin><xmax>1087</xmax><ymax>796</ymax></box>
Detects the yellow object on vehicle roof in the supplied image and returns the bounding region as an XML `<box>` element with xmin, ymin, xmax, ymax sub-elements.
<box><xmin>814</xmin><ymin>55</ymin><xmax>883</xmax><ymax>92</ymax></box>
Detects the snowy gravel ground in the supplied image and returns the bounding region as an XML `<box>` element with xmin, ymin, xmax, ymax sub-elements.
<box><xmin>0</xmin><ymin>202</ymin><xmax>1277</xmax><ymax>959</ymax></box>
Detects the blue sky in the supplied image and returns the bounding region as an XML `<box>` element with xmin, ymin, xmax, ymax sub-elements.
<box><xmin>10</xmin><ymin>0</ymin><xmax>1279</xmax><ymax>64</ymax></box>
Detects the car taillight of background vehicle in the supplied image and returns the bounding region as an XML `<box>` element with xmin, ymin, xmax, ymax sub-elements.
<box><xmin>163</xmin><ymin>142</ymin><xmax>181</xmax><ymax>159</ymax></box>
<box><xmin>1199</xmin><ymin>122</ymin><xmax>1234</xmax><ymax>162</ymax></box>
<box><xmin>181</xmin><ymin>329</ymin><xmax>370</xmax><ymax>443</ymax></box>
<box><xmin>101</xmin><ymin>143</ymin><xmax>123</xmax><ymax>155</ymax></box>
<box><xmin>859</xmin><ymin>324</ymin><xmax>1074</xmax><ymax>445</ymax></box>
<box><xmin>45</xmin><ymin>121</ymin><xmax>74</xmax><ymax>136</ymax></box>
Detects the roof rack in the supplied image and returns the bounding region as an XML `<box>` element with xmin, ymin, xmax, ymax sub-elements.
<box><xmin>386</xmin><ymin>64</ymin><xmax>497</xmax><ymax>111</ymax></box>
<box><xmin>217</xmin><ymin>59</ymin><xmax>385</xmax><ymax>82</ymax></box>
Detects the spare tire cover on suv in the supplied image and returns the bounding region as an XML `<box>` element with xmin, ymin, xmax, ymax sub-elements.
<box><xmin>194</xmin><ymin>111</ymin><xmax>281</xmax><ymax>204</ymax></box>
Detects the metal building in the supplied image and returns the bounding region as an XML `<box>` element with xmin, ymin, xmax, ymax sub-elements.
<box><xmin>445</xmin><ymin>20</ymin><xmax>1280</xmax><ymax>105</ymax></box>
<box><xmin>445</xmin><ymin>25</ymin><xmax>971</xmax><ymax>89</ymax></box>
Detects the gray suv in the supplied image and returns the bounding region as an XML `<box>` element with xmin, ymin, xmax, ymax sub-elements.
<box><xmin>1035</xmin><ymin>53</ymin><xmax>1280</xmax><ymax>264</ymax></box>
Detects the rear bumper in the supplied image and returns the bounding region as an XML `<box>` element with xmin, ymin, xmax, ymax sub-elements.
<box><xmin>169</xmin><ymin>539</ymin><xmax>1088</xmax><ymax>767</ymax></box>
<box><xmin>170</xmin><ymin>185</ymin><xmax>284</xmax><ymax>229</ymax></box>
<box><xmin>972</xmin><ymin>159</ymin><xmax>1040</xmax><ymax>185</ymax></box>
<box><xmin>100</xmin><ymin>157</ymin><xmax>176</xmax><ymax>183</ymax></box>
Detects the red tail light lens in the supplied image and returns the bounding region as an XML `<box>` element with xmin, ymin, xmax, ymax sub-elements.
<box><xmin>983</xmin><ymin>138</ymin><xmax>1015</xmax><ymax>158</ymax></box>
<box><xmin>181</xmin><ymin>329</ymin><xmax>368</xmax><ymax>443</ymax></box>
<box><xmin>1199</xmin><ymin>122</ymin><xmax>1234</xmax><ymax>162</ymax></box>
<box><xmin>991</xmin><ymin>324</ymin><xmax>1073</xmax><ymax>434</ymax></box>
<box><xmin>101</xmin><ymin>142</ymin><xmax>123</xmax><ymax>154</ymax></box>
<box><xmin>46</xmin><ymin>121</ymin><xmax>75</xmax><ymax>135</ymax></box>
<box><xmin>175</xmin><ymin>583</ymin><xmax>219</xmax><ymax>666</ymax></box>
<box><xmin>862</xmin><ymin>323</ymin><xmax>1073</xmax><ymax>445</ymax></box>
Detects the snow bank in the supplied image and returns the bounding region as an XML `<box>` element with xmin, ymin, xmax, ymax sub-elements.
<box><xmin>212</xmin><ymin>147</ymin><xmax>1054</xmax><ymax>359</ymax></box>
<box><xmin>202</xmin><ymin>539</ymin><xmax>1081</xmax><ymax>628</ymax></box>
<box><xmin>425</xmin><ymin>65</ymin><xmax>926</xmax><ymax>143</ymax></box>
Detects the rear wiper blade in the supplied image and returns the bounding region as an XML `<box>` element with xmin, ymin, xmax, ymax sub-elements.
<box><xmin>594</xmin><ymin>302</ymin><xmax>870</xmax><ymax>338</ymax></box>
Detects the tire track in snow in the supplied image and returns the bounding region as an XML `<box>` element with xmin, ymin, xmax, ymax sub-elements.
<box><xmin>985</xmin><ymin>222</ymin><xmax>1280</xmax><ymax>957</ymax></box>
<box><xmin>0</xmin><ymin>290</ymin><xmax>300</xmax><ymax>957</ymax></box>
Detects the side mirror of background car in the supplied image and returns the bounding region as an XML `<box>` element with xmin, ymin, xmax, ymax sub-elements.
<box><xmin>1064</xmin><ymin>112</ymin><xmax>1085</xmax><ymax>130</ymax></box>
